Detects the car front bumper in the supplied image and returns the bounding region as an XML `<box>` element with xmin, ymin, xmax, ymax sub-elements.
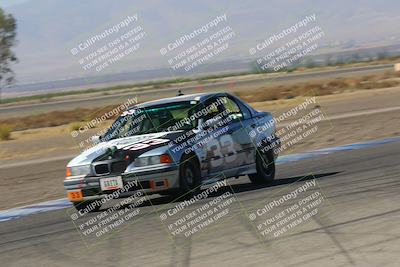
<box><xmin>63</xmin><ymin>164</ymin><xmax>180</xmax><ymax>202</ymax></box>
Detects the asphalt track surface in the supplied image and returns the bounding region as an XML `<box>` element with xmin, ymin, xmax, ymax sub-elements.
<box><xmin>0</xmin><ymin>64</ymin><xmax>393</xmax><ymax>118</ymax></box>
<box><xmin>0</xmin><ymin>139</ymin><xmax>399</xmax><ymax>266</ymax></box>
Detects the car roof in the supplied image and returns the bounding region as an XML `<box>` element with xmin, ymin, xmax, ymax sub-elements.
<box><xmin>132</xmin><ymin>92</ymin><xmax>220</xmax><ymax>109</ymax></box>
<box><xmin>125</xmin><ymin>91</ymin><xmax>259</xmax><ymax>117</ymax></box>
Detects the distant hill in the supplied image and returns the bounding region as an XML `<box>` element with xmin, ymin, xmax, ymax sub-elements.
<box><xmin>3</xmin><ymin>0</ymin><xmax>400</xmax><ymax>84</ymax></box>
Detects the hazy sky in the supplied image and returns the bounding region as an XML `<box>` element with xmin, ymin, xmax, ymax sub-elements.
<box><xmin>0</xmin><ymin>0</ymin><xmax>30</xmax><ymax>8</ymax></box>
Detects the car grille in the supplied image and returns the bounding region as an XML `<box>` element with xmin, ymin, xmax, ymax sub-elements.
<box><xmin>94</xmin><ymin>164</ymin><xmax>109</xmax><ymax>175</ymax></box>
<box><xmin>94</xmin><ymin>161</ymin><xmax>127</xmax><ymax>176</ymax></box>
<box><xmin>111</xmin><ymin>161</ymin><xmax>127</xmax><ymax>173</ymax></box>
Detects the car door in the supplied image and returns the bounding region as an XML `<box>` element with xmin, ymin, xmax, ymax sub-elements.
<box><xmin>198</xmin><ymin>96</ymin><xmax>228</xmax><ymax>176</ymax></box>
<box><xmin>200</xmin><ymin>95</ymin><xmax>255</xmax><ymax>177</ymax></box>
<box><xmin>217</xmin><ymin>95</ymin><xmax>255</xmax><ymax>176</ymax></box>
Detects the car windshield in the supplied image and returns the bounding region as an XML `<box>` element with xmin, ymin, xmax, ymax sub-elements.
<box><xmin>103</xmin><ymin>101</ymin><xmax>198</xmax><ymax>140</ymax></box>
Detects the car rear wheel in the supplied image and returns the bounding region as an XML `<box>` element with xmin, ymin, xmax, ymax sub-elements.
<box><xmin>73</xmin><ymin>200</ymin><xmax>101</xmax><ymax>213</ymax></box>
<box><xmin>248</xmin><ymin>148</ymin><xmax>275</xmax><ymax>184</ymax></box>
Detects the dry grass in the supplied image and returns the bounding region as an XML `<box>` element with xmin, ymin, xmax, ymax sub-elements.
<box><xmin>1</xmin><ymin>71</ymin><xmax>400</xmax><ymax>132</ymax></box>
<box><xmin>235</xmin><ymin>71</ymin><xmax>400</xmax><ymax>103</ymax></box>
<box><xmin>0</xmin><ymin>124</ymin><xmax>14</xmax><ymax>140</ymax></box>
<box><xmin>0</xmin><ymin>105</ymin><xmax>120</xmax><ymax>132</ymax></box>
<box><xmin>69</xmin><ymin>122</ymin><xmax>83</xmax><ymax>131</ymax></box>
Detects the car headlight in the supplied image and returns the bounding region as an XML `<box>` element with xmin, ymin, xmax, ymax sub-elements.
<box><xmin>66</xmin><ymin>164</ymin><xmax>92</xmax><ymax>178</ymax></box>
<box><xmin>134</xmin><ymin>154</ymin><xmax>173</xmax><ymax>167</ymax></box>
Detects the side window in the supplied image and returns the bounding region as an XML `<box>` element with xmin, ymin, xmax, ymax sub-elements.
<box><xmin>202</xmin><ymin>96</ymin><xmax>224</xmax><ymax>121</ymax></box>
<box><xmin>219</xmin><ymin>96</ymin><xmax>243</xmax><ymax>122</ymax></box>
<box><xmin>235</xmin><ymin>99</ymin><xmax>252</xmax><ymax>120</ymax></box>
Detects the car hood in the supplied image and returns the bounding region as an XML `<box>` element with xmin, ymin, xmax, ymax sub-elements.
<box><xmin>67</xmin><ymin>131</ymin><xmax>183</xmax><ymax>166</ymax></box>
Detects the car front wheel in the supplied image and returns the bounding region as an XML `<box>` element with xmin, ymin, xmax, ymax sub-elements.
<box><xmin>178</xmin><ymin>158</ymin><xmax>201</xmax><ymax>197</ymax></box>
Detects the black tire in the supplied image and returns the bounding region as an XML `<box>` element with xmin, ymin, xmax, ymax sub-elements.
<box><xmin>248</xmin><ymin>148</ymin><xmax>275</xmax><ymax>184</ymax></box>
<box><xmin>178</xmin><ymin>157</ymin><xmax>201</xmax><ymax>198</ymax></box>
<box><xmin>73</xmin><ymin>200</ymin><xmax>101</xmax><ymax>213</ymax></box>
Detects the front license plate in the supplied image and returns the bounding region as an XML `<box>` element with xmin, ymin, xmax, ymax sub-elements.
<box><xmin>100</xmin><ymin>176</ymin><xmax>123</xmax><ymax>191</ymax></box>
